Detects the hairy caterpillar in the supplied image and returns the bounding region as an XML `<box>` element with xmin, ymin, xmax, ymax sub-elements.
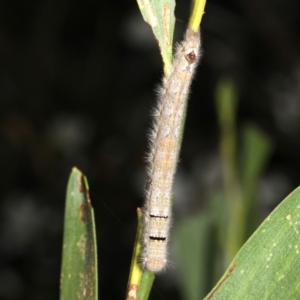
<box><xmin>142</xmin><ymin>28</ymin><xmax>202</xmax><ymax>272</ymax></box>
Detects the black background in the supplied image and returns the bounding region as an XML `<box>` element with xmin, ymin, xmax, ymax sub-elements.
<box><xmin>1</xmin><ymin>0</ymin><xmax>300</xmax><ymax>299</ymax></box>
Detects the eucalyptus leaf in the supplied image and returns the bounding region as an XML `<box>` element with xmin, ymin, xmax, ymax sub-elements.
<box><xmin>136</xmin><ymin>0</ymin><xmax>175</xmax><ymax>74</ymax></box>
<box><xmin>206</xmin><ymin>186</ymin><xmax>300</xmax><ymax>299</ymax></box>
<box><xmin>60</xmin><ymin>168</ymin><xmax>98</xmax><ymax>300</ymax></box>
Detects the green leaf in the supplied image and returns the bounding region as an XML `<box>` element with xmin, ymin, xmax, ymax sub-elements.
<box><xmin>215</xmin><ymin>78</ymin><xmax>244</xmax><ymax>264</ymax></box>
<box><xmin>136</xmin><ymin>0</ymin><xmax>175</xmax><ymax>74</ymax></box>
<box><xmin>175</xmin><ymin>213</ymin><xmax>215</xmax><ymax>300</ymax></box>
<box><xmin>60</xmin><ymin>167</ymin><xmax>98</xmax><ymax>300</ymax></box>
<box><xmin>241</xmin><ymin>124</ymin><xmax>272</xmax><ymax>206</ymax></box>
<box><xmin>137</xmin><ymin>270</ymin><xmax>155</xmax><ymax>300</ymax></box>
<box><xmin>188</xmin><ymin>0</ymin><xmax>207</xmax><ymax>31</ymax></box>
<box><xmin>126</xmin><ymin>208</ymin><xmax>155</xmax><ymax>300</ymax></box>
<box><xmin>205</xmin><ymin>186</ymin><xmax>300</xmax><ymax>299</ymax></box>
<box><xmin>240</xmin><ymin>124</ymin><xmax>273</xmax><ymax>236</ymax></box>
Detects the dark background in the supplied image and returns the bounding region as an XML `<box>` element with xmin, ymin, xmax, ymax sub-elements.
<box><xmin>1</xmin><ymin>0</ymin><xmax>300</xmax><ymax>299</ymax></box>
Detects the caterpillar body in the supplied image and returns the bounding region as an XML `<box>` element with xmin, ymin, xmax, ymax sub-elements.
<box><xmin>142</xmin><ymin>28</ymin><xmax>202</xmax><ymax>272</ymax></box>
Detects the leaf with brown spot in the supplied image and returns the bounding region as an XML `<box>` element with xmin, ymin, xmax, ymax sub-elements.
<box><xmin>136</xmin><ymin>0</ymin><xmax>175</xmax><ymax>75</ymax></box>
<box><xmin>60</xmin><ymin>167</ymin><xmax>98</xmax><ymax>300</ymax></box>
